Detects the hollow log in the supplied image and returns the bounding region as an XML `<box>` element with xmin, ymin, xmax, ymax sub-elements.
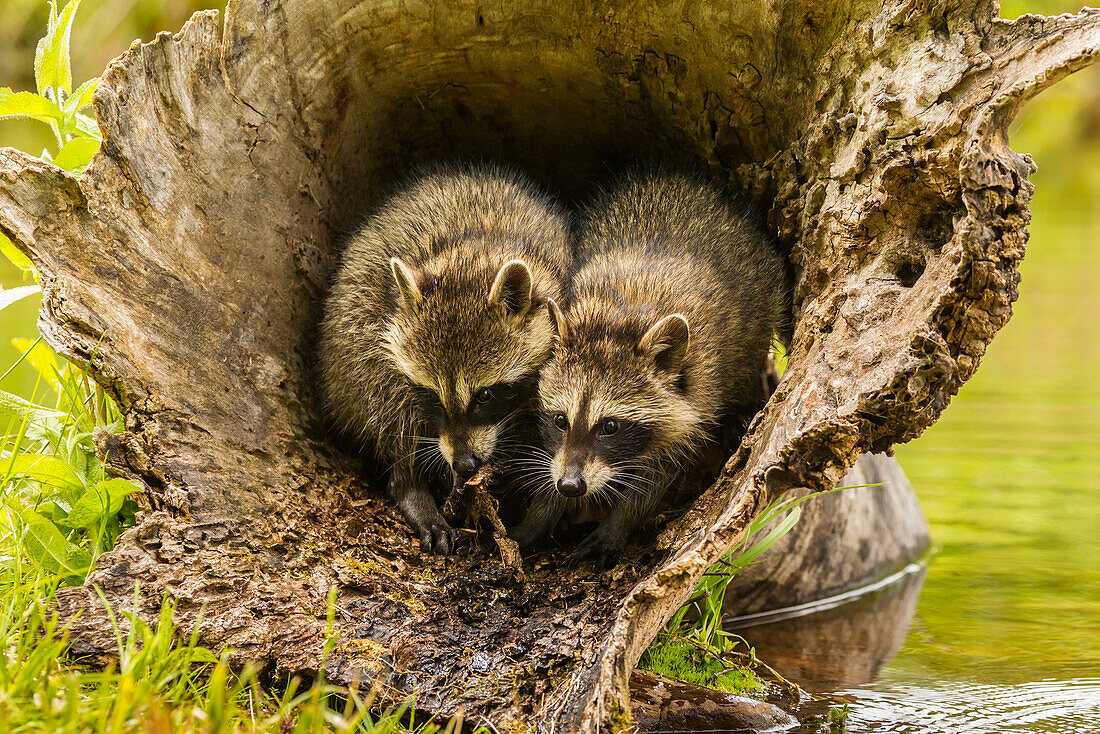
<box><xmin>1</xmin><ymin>1</ymin><xmax>1097</xmax><ymax>732</ymax></box>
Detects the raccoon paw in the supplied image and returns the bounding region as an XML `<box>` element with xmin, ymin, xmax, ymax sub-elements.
<box><xmin>417</xmin><ymin>520</ymin><xmax>463</xmax><ymax>556</ymax></box>
<box><xmin>565</xmin><ymin>531</ymin><xmax>623</xmax><ymax>569</ymax></box>
<box><xmin>507</xmin><ymin>524</ymin><xmax>544</xmax><ymax>551</ymax></box>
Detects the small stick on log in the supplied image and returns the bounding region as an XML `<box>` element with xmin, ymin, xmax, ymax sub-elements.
<box><xmin>446</xmin><ymin>465</ymin><xmax>525</xmax><ymax>582</ymax></box>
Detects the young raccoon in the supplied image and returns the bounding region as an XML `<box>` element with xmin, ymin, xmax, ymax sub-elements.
<box><xmin>318</xmin><ymin>164</ymin><xmax>569</xmax><ymax>554</ymax></box>
<box><xmin>511</xmin><ymin>171</ymin><xmax>790</xmax><ymax>562</ymax></box>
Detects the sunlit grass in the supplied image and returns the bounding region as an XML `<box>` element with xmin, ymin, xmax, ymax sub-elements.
<box><xmin>0</xmin><ymin>578</ymin><xmax>442</xmax><ymax>733</ymax></box>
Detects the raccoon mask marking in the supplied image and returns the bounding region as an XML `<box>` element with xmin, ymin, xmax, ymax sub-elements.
<box><xmin>384</xmin><ymin>255</ymin><xmax>555</xmax><ymax>481</ymax></box>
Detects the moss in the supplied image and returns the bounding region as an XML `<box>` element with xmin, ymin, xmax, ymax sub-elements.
<box><xmin>337</xmin><ymin>637</ymin><xmax>387</xmax><ymax>669</ymax></box>
<box><xmin>639</xmin><ymin>639</ymin><xmax>763</xmax><ymax>694</ymax></box>
<box><xmin>386</xmin><ymin>590</ymin><xmax>428</xmax><ymax>615</ymax></box>
<box><xmin>607</xmin><ymin>695</ymin><xmax>634</xmax><ymax>733</ymax></box>
<box><xmin>337</xmin><ymin>554</ymin><xmax>380</xmax><ymax>576</ymax></box>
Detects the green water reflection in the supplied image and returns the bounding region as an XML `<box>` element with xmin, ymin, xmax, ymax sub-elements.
<box><xmin>890</xmin><ymin>61</ymin><xmax>1100</xmax><ymax>687</ymax></box>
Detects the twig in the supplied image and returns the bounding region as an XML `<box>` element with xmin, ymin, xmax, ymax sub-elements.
<box><xmin>449</xmin><ymin>465</ymin><xmax>526</xmax><ymax>582</ymax></box>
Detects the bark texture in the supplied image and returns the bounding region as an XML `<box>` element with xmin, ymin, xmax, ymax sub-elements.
<box><xmin>0</xmin><ymin>1</ymin><xmax>1097</xmax><ymax>731</ymax></box>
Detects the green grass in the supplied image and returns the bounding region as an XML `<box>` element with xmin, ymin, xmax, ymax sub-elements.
<box><xmin>639</xmin><ymin>638</ymin><xmax>762</xmax><ymax>694</ymax></box>
<box><xmin>642</xmin><ymin>485</ymin><xmax>864</xmax><ymax>694</ymax></box>
<box><xmin>0</xmin><ymin>578</ymin><xmax>447</xmax><ymax>733</ymax></box>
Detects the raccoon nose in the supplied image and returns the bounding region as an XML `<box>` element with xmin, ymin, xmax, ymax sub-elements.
<box><xmin>453</xmin><ymin>453</ymin><xmax>483</xmax><ymax>482</ymax></box>
<box><xmin>556</xmin><ymin>475</ymin><xmax>587</xmax><ymax>498</ymax></box>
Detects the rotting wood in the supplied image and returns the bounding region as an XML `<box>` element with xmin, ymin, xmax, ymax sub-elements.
<box><xmin>1</xmin><ymin>1</ymin><xmax>1098</xmax><ymax>732</ymax></box>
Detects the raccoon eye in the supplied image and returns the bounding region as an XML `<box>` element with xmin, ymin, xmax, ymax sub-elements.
<box><xmin>475</xmin><ymin>387</ymin><xmax>494</xmax><ymax>405</ymax></box>
<box><xmin>598</xmin><ymin>418</ymin><xmax>620</xmax><ymax>436</ymax></box>
<box><xmin>553</xmin><ymin>413</ymin><xmax>569</xmax><ymax>431</ymax></box>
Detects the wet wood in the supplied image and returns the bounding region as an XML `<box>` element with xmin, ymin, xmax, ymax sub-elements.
<box><xmin>628</xmin><ymin>670</ymin><xmax>797</xmax><ymax>732</ymax></box>
<box><xmin>1</xmin><ymin>1</ymin><xmax>1097</xmax><ymax>731</ymax></box>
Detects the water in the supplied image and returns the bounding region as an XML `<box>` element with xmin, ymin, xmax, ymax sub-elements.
<box><xmin>731</xmin><ymin>62</ymin><xmax>1100</xmax><ymax>733</ymax></box>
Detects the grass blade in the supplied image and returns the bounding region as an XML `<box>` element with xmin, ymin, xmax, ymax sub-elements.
<box><xmin>0</xmin><ymin>286</ymin><xmax>40</xmax><ymax>312</ymax></box>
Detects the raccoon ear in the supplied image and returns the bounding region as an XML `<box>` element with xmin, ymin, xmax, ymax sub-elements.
<box><xmin>390</xmin><ymin>257</ymin><xmax>423</xmax><ymax>313</ymax></box>
<box><xmin>639</xmin><ymin>314</ymin><xmax>690</xmax><ymax>374</ymax></box>
<box><xmin>547</xmin><ymin>298</ymin><xmax>569</xmax><ymax>340</ymax></box>
<box><xmin>489</xmin><ymin>259</ymin><xmax>534</xmax><ymax>318</ymax></box>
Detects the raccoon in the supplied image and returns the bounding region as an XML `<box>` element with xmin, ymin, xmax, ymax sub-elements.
<box><xmin>318</xmin><ymin>164</ymin><xmax>570</xmax><ymax>554</ymax></box>
<box><xmin>511</xmin><ymin>171</ymin><xmax>790</xmax><ymax>562</ymax></box>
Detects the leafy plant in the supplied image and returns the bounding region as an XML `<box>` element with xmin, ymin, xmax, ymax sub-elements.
<box><xmin>1</xmin><ymin>0</ymin><xmax>102</xmax><ymax>276</ymax></box>
<box><xmin>9</xmin><ymin>0</ymin><xmax>100</xmax><ymax>163</ymax></box>
<box><xmin>828</xmin><ymin>703</ymin><xmax>850</xmax><ymax>731</ymax></box>
<box><xmin>1</xmin><ymin>335</ymin><xmax>134</xmax><ymax>586</ymax></box>
<box><xmin>0</xmin><ymin>0</ymin><xmax>125</xmax><ymax>589</ymax></box>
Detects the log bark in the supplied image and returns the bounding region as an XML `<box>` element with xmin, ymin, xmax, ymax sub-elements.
<box><xmin>1</xmin><ymin>2</ymin><xmax>1097</xmax><ymax>731</ymax></box>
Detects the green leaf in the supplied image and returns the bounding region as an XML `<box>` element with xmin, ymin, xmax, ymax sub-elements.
<box><xmin>85</xmin><ymin>454</ymin><xmax>105</xmax><ymax>485</ymax></box>
<box><xmin>71</xmin><ymin>112</ymin><xmax>100</xmax><ymax>141</ymax></box>
<box><xmin>0</xmin><ymin>88</ymin><xmax>64</xmax><ymax>124</ymax></box>
<box><xmin>0</xmin><ymin>390</ymin><xmax>66</xmax><ymax>425</ymax></box>
<box><xmin>34</xmin><ymin>0</ymin><xmax>81</xmax><ymax>96</ymax></box>
<box><xmin>62</xmin><ymin>77</ymin><xmax>98</xmax><ymax>115</ymax></box>
<box><xmin>4</xmin><ymin>454</ymin><xmax>85</xmax><ymax>493</ymax></box>
<box><xmin>51</xmin><ymin>136</ymin><xmax>99</xmax><ymax>172</ymax></box>
<box><xmin>20</xmin><ymin>507</ymin><xmax>88</xmax><ymax>579</ymax></box>
<box><xmin>0</xmin><ymin>233</ymin><xmax>35</xmax><ymax>273</ymax></box>
<box><xmin>65</xmin><ymin>543</ymin><xmax>92</xmax><ymax>583</ymax></box>
<box><xmin>0</xmin><ymin>286</ymin><xmax>40</xmax><ymax>312</ymax></box>
<box><xmin>38</xmin><ymin>501</ymin><xmax>70</xmax><ymax>525</ymax></box>
<box><xmin>61</xmin><ymin>478</ymin><xmax>137</xmax><ymax>528</ymax></box>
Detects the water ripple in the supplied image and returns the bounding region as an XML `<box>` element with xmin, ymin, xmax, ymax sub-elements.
<box><xmin>837</xmin><ymin>678</ymin><xmax>1100</xmax><ymax>733</ymax></box>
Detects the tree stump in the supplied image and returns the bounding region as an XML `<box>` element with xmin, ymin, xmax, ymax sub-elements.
<box><xmin>0</xmin><ymin>2</ymin><xmax>1096</xmax><ymax>731</ymax></box>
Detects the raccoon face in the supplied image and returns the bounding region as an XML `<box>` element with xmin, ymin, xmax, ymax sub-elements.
<box><xmin>385</xmin><ymin>254</ymin><xmax>556</xmax><ymax>481</ymax></box>
<box><xmin>537</xmin><ymin>305</ymin><xmax>699</xmax><ymax>500</ymax></box>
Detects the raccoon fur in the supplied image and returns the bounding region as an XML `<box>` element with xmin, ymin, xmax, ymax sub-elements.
<box><xmin>318</xmin><ymin>164</ymin><xmax>570</xmax><ymax>554</ymax></box>
<box><xmin>511</xmin><ymin>171</ymin><xmax>790</xmax><ymax>562</ymax></box>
